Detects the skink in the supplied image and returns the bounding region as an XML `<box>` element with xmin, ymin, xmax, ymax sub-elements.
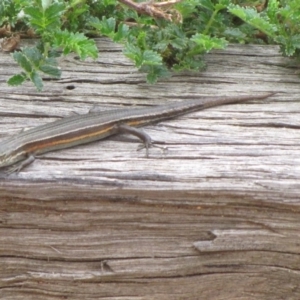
<box><xmin>0</xmin><ymin>93</ymin><xmax>274</xmax><ymax>172</ymax></box>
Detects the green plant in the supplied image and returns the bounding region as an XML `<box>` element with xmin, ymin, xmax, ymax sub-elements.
<box><xmin>0</xmin><ymin>0</ymin><xmax>300</xmax><ymax>90</ymax></box>
<box><xmin>229</xmin><ymin>0</ymin><xmax>300</xmax><ymax>56</ymax></box>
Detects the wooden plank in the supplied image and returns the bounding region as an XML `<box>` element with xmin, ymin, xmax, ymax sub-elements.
<box><xmin>0</xmin><ymin>39</ymin><xmax>300</xmax><ymax>299</ymax></box>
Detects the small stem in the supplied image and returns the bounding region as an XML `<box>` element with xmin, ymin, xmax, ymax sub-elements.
<box><xmin>203</xmin><ymin>9</ymin><xmax>220</xmax><ymax>35</ymax></box>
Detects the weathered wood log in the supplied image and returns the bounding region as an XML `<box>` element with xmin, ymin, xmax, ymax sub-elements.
<box><xmin>0</xmin><ymin>38</ymin><xmax>299</xmax><ymax>299</ymax></box>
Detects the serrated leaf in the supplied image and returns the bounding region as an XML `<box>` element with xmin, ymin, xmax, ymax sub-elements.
<box><xmin>175</xmin><ymin>0</ymin><xmax>199</xmax><ymax>18</ymax></box>
<box><xmin>101</xmin><ymin>17</ymin><xmax>116</xmax><ymax>36</ymax></box>
<box><xmin>88</xmin><ymin>16</ymin><xmax>101</xmax><ymax>29</ymax></box>
<box><xmin>267</xmin><ymin>0</ymin><xmax>279</xmax><ymax>21</ymax></box>
<box><xmin>45</xmin><ymin>2</ymin><xmax>65</xmax><ymax>20</ymax></box>
<box><xmin>89</xmin><ymin>16</ymin><xmax>120</xmax><ymax>41</ymax></box>
<box><xmin>113</xmin><ymin>23</ymin><xmax>129</xmax><ymax>42</ymax></box>
<box><xmin>53</xmin><ymin>30</ymin><xmax>98</xmax><ymax>60</ymax></box>
<box><xmin>30</xmin><ymin>71</ymin><xmax>43</xmax><ymax>91</ymax></box>
<box><xmin>146</xmin><ymin>71</ymin><xmax>158</xmax><ymax>84</ymax></box>
<box><xmin>170</xmin><ymin>38</ymin><xmax>187</xmax><ymax>49</ymax></box>
<box><xmin>145</xmin><ymin>65</ymin><xmax>170</xmax><ymax>84</ymax></box>
<box><xmin>198</xmin><ymin>0</ymin><xmax>214</xmax><ymax>11</ymax></box>
<box><xmin>45</xmin><ymin>56</ymin><xmax>58</xmax><ymax>66</ymax></box>
<box><xmin>215</xmin><ymin>3</ymin><xmax>227</xmax><ymax>11</ymax></box>
<box><xmin>228</xmin><ymin>4</ymin><xmax>277</xmax><ymax>38</ymax></box>
<box><xmin>154</xmin><ymin>41</ymin><xmax>168</xmax><ymax>51</ymax></box>
<box><xmin>90</xmin><ymin>16</ymin><xmax>117</xmax><ymax>39</ymax></box>
<box><xmin>10</xmin><ymin>45</ymin><xmax>62</xmax><ymax>90</ymax></box>
<box><xmin>24</xmin><ymin>7</ymin><xmax>46</xmax><ymax>31</ymax></box>
<box><xmin>23</xmin><ymin>47</ymin><xmax>43</xmax><ymax>67</ymax></box>
<box><xmin>291</xmin><ymin>34</ymin><xmax>300</xmax><ymax>49</ymax></box>
<box><xmin>23</xmin><ymin>7</ymin><xmax>43</xmax><ymax>21</ymax></box>
<box><xmin>142</xmin><ymin>50</ymin><xmax>162</xmax><ymax>66</ymax></box>
<box><xmin>217</xmin><ymin>0</ymin><xmax>230</xmax><ymax>6</ymax></box>
<box><xmin>191</xmin><ymin>34</ymin><xmax>228</xmax><ymax>52</ymax></box>
<box><xmin>7</xmin><ymin>73</ymin><xmax>27</xmax><ymax>86</ymax></box>
<box><xmin>39</xmin><ymin>65</ymin><xmax>61</xmax><ymax>77</ymax></box>
<box><xmin>280</xmin><ymin>34</ymin><xmax>300</xmax><ymax>56</ymax></box>
<box><xmin>12</xmin><ymin>51</ymin><xmax>32</xmax><ymax>73</ymax></box>
<box><xmin>224</xmin><ymin>27</ymin><xmax>246</xmax><ymax>40</ymax></box>
<box><xmin>70</xmin><ymin>33</ymin><xmax>98</xmax><ymax>60</ymax></box>
<box><xmin>75</xmin><ymin>36</ymin><xmax>98</xmax><ymax>60</ymax></box>
<box><xmin>123</xmin><ymin>43</ymin><xmax>142</xmax><ymax>62</ymax></box>
<box><xmin>24</xmin><ymin>2</ymin><xmax>64</xmax><ymax>33</ymax></box>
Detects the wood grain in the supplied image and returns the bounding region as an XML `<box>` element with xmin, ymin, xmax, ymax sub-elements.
<box><xmin>0</xmin><ymin>39</ymin><xmax>300</xmax><ymax>299</ymax></box>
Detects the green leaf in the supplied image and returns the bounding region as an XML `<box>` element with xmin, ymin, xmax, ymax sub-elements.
<box><xmin>266</xmin><ymin>0</ymin><xmax>279</xmax><ymax>21</ymax></box>
<box><xmin>146</xmin><ymin>71</ymin><xmax>158</xmax><ymax>84</ymax></box>
<box><xmin>89</xmin><ymin>16</ymin><xmax>128</xmax><ymax>41</ymax></box>
<box><xmin>99</xmin><ymin>16</ymin><xmax>116</xmax><ymax>37</ymax></box>
<box><xmin>142</xmin><ymin>50</ymin><xmax>162</xmax><ymax>66</ymax></box>
<box><xmin>5</xmin><ymin>0</ymin><xmax>300</xmax><ymax>88</ymax></box>
<box><xmin>217</xmin><ymin>0</ymin><xmax>230</xmax><ymax>7</ymax></box>
<box><xmin>24</xmin><ymin>2</ymin><xmax>65</xmax><ymax>34</ymax></box>
<box><xmin>0</xmin><ymin>0</ymin><xmax>19</xmax><ymax>26</ymax></box>
<box><xmin>11</xmin><ymin>46</ymin><xmax>61</xmax><ymax>91</ymax></box>
<box><xmin>123</xmin><ymin>43</ymin><xmax>142</xmax><ymax>65</ymax></box>
<box><xmin>170</xmin><ymin>38</ymin><xmax>187</xmax><ymax>49</ymax></box>
<box><xmin>30</xmin><ymin>71</ymin><xmax>43</xmax><ymax>91</ymax></box>
<box><xmin>173</xmin><ymin>55</ymin><xmax>205</xmax><ymax>71</ymax></box>
<box><xmin>198</xmin><ymin>0</ymin><xmax>214</xmax><ymax>11</ymax></box>
<box><xmin>124</xmin><ymin>43</ymin><xmax>162</xmax><ymax>68</ymax></box>
<box><xmin>215</xmin><ymin>3</ymin><xmax>227</xmax><ymax>11</ymax></box>
<box><xmin>228</xmin><ymin>4</ymin><xmax>277</xmax><ymax>38</ymax></box>
<box><xmin>53</xmin><ymin>30</ymin><xmax>98</xmax><ymax>60</ymax></box>
<box><xmin>12</xmin><ymin>51</ymin><xmax>32</xmax><ymax>73</ymax></box>
<box><xmin>191</xmin><ymin>34</ymin><xmax>228</xmax><ymax>52</ymax></box>
<box><xmin>7</xmin><ymin>73</ymin><xmax>27</xmax><ymax>86</ymax></box>
<box><xmin>175</xmin><ymin>0</ymin><xmax>198</xmax><ymax>18</ymax></box>
<box><xmin>39</xmin><ymin>65</ymin><xmax>61</xmax><ymax>77</ymax></box>
<box><xmin>113</xmin><ymin>23</ymin><xmax>129</xmax><ymax>42</ymax></box>
<box><xmin>45</xmin><ymin>2</ymin><xmax>65</xmax><ymax>20</ymax></box>
<box><xmin>23</xmin><ymin>6</ymin><xmax>43</xmax><ymax>23</ymax></box>
<box><xmin>89</xmin><ymin>16</ymin><xmax>115</xmax><ymax>33</ymax></box>
<box><xmin>89</xmin><ymin>16</ymin><xmax>101</xmax><ymax>29</ymax></box>
<box><xmin>224</xmin><ymin>27</ymin><xmax>247</xmax><ymax>42</ymax></box>
<box><xmin>145</xmin><ymin>65</ymin><xmax>170</xmax><ymax>84</ymax></box>
<box><xmin>22</xmin><ymin>47</ymin><xmax>43</xmax><ymax>68</ymax></box>
<box><xmin>278</xmin><ymin>34</ymin><xmax>300</xmax><ymax>56</ymax></box>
